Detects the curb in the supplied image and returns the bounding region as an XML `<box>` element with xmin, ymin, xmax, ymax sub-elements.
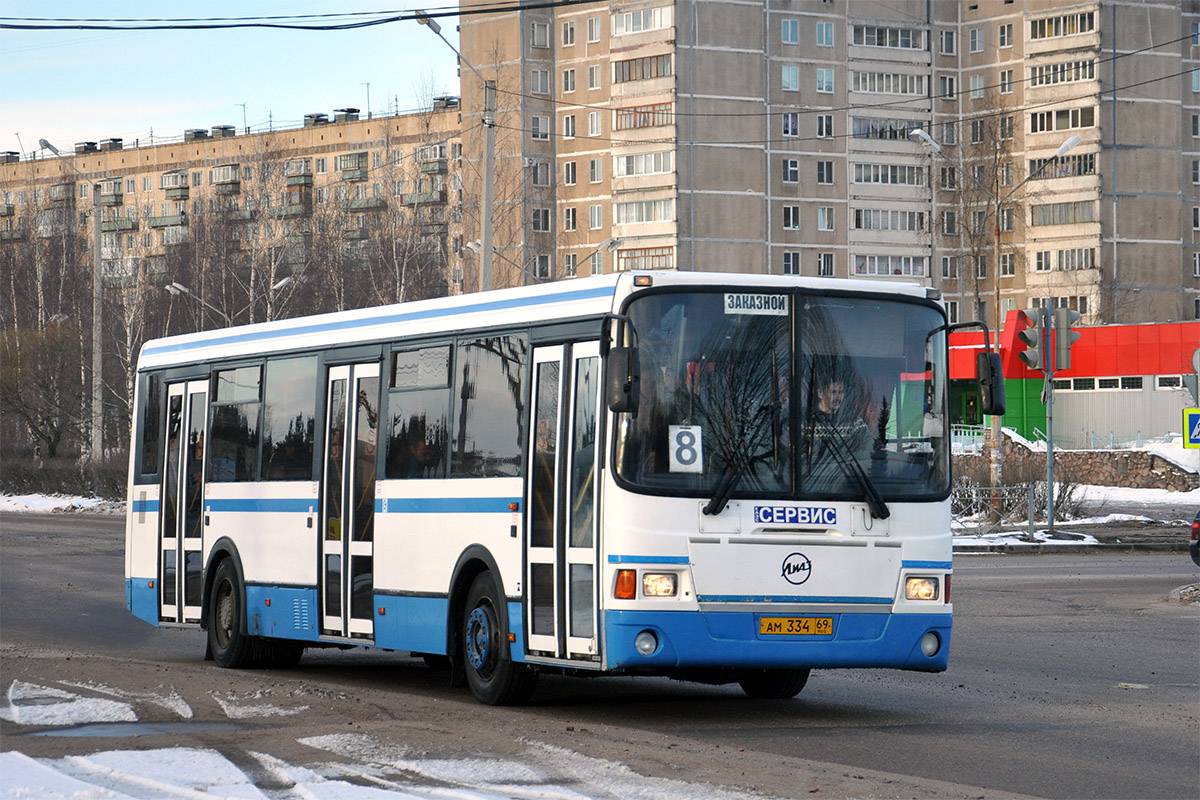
<box><xmin>954</xmin><ymin>542</ymin><xmax>1187</xmax><ymax>554</ymax></box>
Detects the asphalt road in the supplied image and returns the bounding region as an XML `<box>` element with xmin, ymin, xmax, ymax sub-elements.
<box><xmin>2</xmin><ymin>511</ymin><xmax>1197</xmax><ymax>799</ymax></box>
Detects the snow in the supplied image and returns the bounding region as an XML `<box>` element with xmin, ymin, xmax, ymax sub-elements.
<box><xmin>1</xmin><ymin>684</ymin><xmax>757</xmax><ymax>800</ymax></box>
<box><xmin>0</xmin><ymin>494</ymin><xmax>122</xmax><ymax>514</ymax></box>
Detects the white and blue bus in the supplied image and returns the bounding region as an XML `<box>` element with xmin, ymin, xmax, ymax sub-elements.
<box><xmin>125</xmin><ymin>271</ymin><xmax>1002</xmax><ymax>704</ymax></box>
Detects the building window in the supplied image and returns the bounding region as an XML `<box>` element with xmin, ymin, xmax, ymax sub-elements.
<box><xmin>942</xmin><ymin>210</ymin><xmax>957</xmax><ymax>234</ymax></box>
<box><xmin>783</xmin><ymin>205</ymin><xmax>800</xmax><ymax>230</ymax></box>
<box><xmin>854</xmin><ymin>254</ymin><xmax>926</xmax><ymax>276</ymax></box>
<box><xmin>617</xmin><ymin>246</ymin><xmax>673</xmax><ymax>271</ymax></box>
<box><xmin>1030</xmin><ymin>12</ymin><xmax>1095</xmax><ymax>41</ymax></box>
<box><xmin>999</xmin><ymin>207</ymin><xmax>1015</xmax><ymax>232</ymax></box>
<box><xmin>1195</xmin><ymin>206</ymin><xmax>1200</xmax><ymax>231</ymax></box>
<box><xmin>942</xmin><ymin>256</ymin><xmax>957</xmax><ymax>278</ymax></box>
<box><xmin>563</xmin><ymin>207</ymin><xmax>576</xmax><ymax>231</ymax></box>
<box><xmin>817</xmin><ymin>21</ymin><xmax>833</xmax><ymax>46</ymax></box>
<box><xmin>969</xmin><ymin>28</ymin><xmax>982</xmax><ymax>52</ymax></box>
<box><xmin>1030</xmin><ymin>106</ymin><xmax>1096</xmax><ymax>133</ymax></box>
<box><xmin>613</xmin><ymin>6</ymin><xmax>673</xmax><ymax>36</ymax></box>
<box><xmin>1032</xmin><ymin>200</ymin><xmax>1097</xmax><ymax>227</ymax></box>
<box><xmin>1030</xmin><ymin>59</ymin><xmax>1095</xmax><ymax>87</ymax></box>
<box><xmin>818</xmin><ymin>252</ymin><xmax>834</xmax><ymax>276</ymax></box>
<box><xmin>614</xmin><ymin>198</ymin><xmax>674</xmax><ymax>224</ymax></box>
<box><xmin>589</xmin><ymin>111</ymin><xmax>602</xmax><ymax>136</ymax></box>
<box><xmin>816</xmin><ymin>68</ymin><xmax>834</xmax><ymax>93</ymax></box>
<box><xmin>587</xmin><ymin>16</ymin><xmax>600</xmax><ymax>42</ymax></box>
<box><xmin>1194</xmin><ymin>251</ymin><xmax>1200</xmax><ymax>277</ymax></box>
<box><xmin>562</xmin><ymin>68</ymin><xmax>575</xmax><ymax>93</ymax></box>
<box><xmin>535</xmin><ymin>254</ymin><xmax>551</xmax><ymax>279</ymax></box>
<box><xmin>998</xmin><ymin>23</ymin><xmax>1013</xmax><ymax>48</ymax></box>
<box><xmin>531</xmin><ymin>161</ymin><xmax>550</xmax><ymax>186</ymax></box>
<box><xmin>783</xmin><ymin>251</ymin><xmax>801</xmax><ymax>274</ymax></box>
<box><xmin>852</xmin><ymin>24</ymin><xmax>926</xmax><ymax>50</ymax></box>
<box><xmin>613</xmin><ymin>150</ymin><xmax>673</xmax><ymax>177</ymax></box>
<box><xmin>940</xmin><ymin>30</ymin><xmax>955</xmax><ymax>55</ymax></box>
<box><xmin>588</xmin><ymin>65</ymin><xmax>601</xmax><ymax>90</ymax></box>
<box><xmin>782</xmin><ymin>112</ymin><xmax>799</xmax><ymax>137</ymax></box>
<box><xmin>563</xmin><ymin>114</ymin><xmax>576</xmax><ymax>139</ymax></box>
<box><xmin>531</xmin><ymin>115</ymin><xmax>550</xmax><ymax>140</ymax></box>
<box><xmin>589</xmin><ymin>158</ymin><xmax>602</xmax><ymax>183</ymax></box>
<box><xmin>942</xmin><ymin>121</ymin><xmax>957</xmax><ymax>145</ymax></box>
<box><xmin>564</xmin><ymin>161</ymin><xmax>576</xmax><ymax>185</ymax></box>
<box><xmin>816</xmin><ymin>161</ymin><xmax>834</xmax><ymax>184</ymax></box>
<box><xmin>817</xmin><ymin>207</ymin><xmax>834</xmax><ymax>231</ymax></box>
<box><xmin>1000</xmin><ymin>69</ymin><xmax>1013</xmax><ymax>93</ymax></box>
<box><xmin>939</xmin><ymin>75</ymin><xmax>956</xmax><ymax>100</ymax></box>
<box><xmin>531</xmin><ymin>69</ymin><xmax>549</xmax><ymax>94</ymax></box>
<box><xmin>614</xmin><ymin>103</ymin><xmax>673</xmax><ymax>130</ymax></box>
<box><xmin>533</xmin><ymin>208</ymin><xmax>551</xmax><ymax>232</ymax></box>
<box><xmin>974</xmin><ymin>255</ymin><xmax>987</xmax><ymax>278</ymax></box>
<box><xmin>564</xmin><ymin>253</ymin><xmax>578</xmax><ymax>277</ymax></box>
<box><xmin>531</xmin><ymin>22</ymin><xmax>549</xmax><ymax>48</ymax></box>
<box><xmin>1035</xmin><ymin>250</ymin><xmax>1051</xmax><ymax>271</ymax></box>
<box><xmin>562</xmin><ymin>21</ymin><xmax>575</xmax><ymax>45</ymax></box>
<box><xmin>1000</xmin><ymin>252</ymin><xmax>1015</xmax><ymax>276</ymax></box>
<box><xmin>783</xmin><ymin>159</ymin><xmax>799</xmax><ymax>183</ymax></box>
<box><xmin>817</xmin><ymin>114</ymin><xmax>833</xmax><ymax>138</ymax></box>
<box><xmin>782</xmin><ymin>18</ymin><xmax>799</xmax><ymax>44</ymax></box>
<box><xmin>589</xmin><ymin>204</ymin><xmax>602</xmax><ymax>229</ymax></box>
<box><xmin>945</xmin><ymin>300</ymin><xmax>959</xmax><ymax>324</ymax></box>
<box><xmin>851</xmin><ymin>71</ymin><xmax>926</xmax><ymax>95</ymax></box>
<box><xmin>782</xmin><ymin>65</ymin><xmax>799</xmax><ymax>91</ymax></box>
<box><xmin>970</xmin><ymin>74</ymin><xmax>985</xmax><ymax>99</ymax></box>
<box><xmin>999</xmin><ymin>162</ymin><xmax>1014</xmax><ymax>187</ymax></box>
<box><xmin>999</xmin><ymin>115</ymin><xmax>1014</xmax><ymax>140</ymax></box>
<box><xmin>971</xmin><ymin>119</ymin><xmax>985</xmax><ymax>143</ymax></box>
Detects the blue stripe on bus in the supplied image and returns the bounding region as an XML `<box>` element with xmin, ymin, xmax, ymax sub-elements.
<box><xmin>607</xmin><ymin>555</ymin><xmax>691</xmax><ymax>565</ymax></box>
<box><xmin>376</xmin><ymin>497</ymin><xmax>521</xmax><ymax>514</ymax></box>
<box><xmin>697</xmin><ymin>594</ymin><xmax>892</xmax><ymax>605</ymax></box>
<box><xmin>132</xmin><ymin>499</ymin><xmax>160</xmax><ymax>514</ymax></box>
<box><xmin>204</xmin><ymin>498</ymin><xmax>315</xmax><ymax>513</ymax></box>
<box><xmin>902</xmin><ymin>560</ymin><xmax>953</xmax><ymax>570</ymax></box>
<box><xmin>141</xmin><ymin>284</ymin><xmax>616</xmax><ymax>358</ymax></box>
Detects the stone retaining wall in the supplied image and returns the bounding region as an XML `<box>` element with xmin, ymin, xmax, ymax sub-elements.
<box><xmin>952</xmin><ymin>434</ymin><xmax>1198</xmax><ymax>492</ymax></box>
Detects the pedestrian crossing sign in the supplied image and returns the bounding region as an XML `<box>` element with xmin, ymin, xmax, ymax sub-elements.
<box><xmin>1186</xmin><ymin>409</ymin><xmax>1200</xmax><ymax>449</ymax></box>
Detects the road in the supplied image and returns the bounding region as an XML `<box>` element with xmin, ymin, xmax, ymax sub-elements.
<box><xmin>2</xmin><ymin>511</ymin><xmax>1197</xmax><ymax>799</ymax></box>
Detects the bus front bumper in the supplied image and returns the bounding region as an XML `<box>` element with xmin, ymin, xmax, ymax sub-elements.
<box><xmin>604</xmin><ymin>609</ymin><xmax>951</xmax><ymax>672</ymax></box>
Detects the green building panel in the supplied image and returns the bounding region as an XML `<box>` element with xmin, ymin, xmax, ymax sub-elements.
<box><xmin>992</xmin><ymin>378</ymin><xmax>1046</xmax><ymax>441</ymax></box>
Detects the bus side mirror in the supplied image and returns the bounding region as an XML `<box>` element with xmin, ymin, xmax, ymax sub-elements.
<box><xmin>606</xmin><ymin>346</ymin><xmax>640</xmax><ymax>413</ymax></box>
<box><xmin>977</xmin><ymin>351</ymin><xmax>1006</xmax><ymax>416</ymax></box>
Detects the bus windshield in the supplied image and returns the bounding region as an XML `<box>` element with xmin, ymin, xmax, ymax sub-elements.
<box><xmin>613</xmin><ymin>289</ymin><xmax>949</xmax><ymax>502</ymax></box>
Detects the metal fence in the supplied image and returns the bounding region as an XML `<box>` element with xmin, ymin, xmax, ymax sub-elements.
<box><xmin>951</xmin><ymin>484</ymin><xmax>1035</xmax><ymax>537</ymax></box>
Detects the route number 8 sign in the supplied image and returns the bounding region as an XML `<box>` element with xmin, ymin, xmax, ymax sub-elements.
<box><xmin>668</xmin><ymin>425</ymin><xmax>703</xmax><ymax>473</ymax></box>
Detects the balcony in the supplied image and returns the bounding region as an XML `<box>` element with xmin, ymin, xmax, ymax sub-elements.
<box><xmin>149</xmin><ymin>214</ymin><xmax>187</xmax><ymax>228</ymax></box>
<box><xmin>215</xmin><ymin>182</ymin><xmax>241</xmax><ymax>196</ymax></box>
<box><xmin>98</xmin><ymin>193</ymin><xmax>123</xmax><ymax>207</ymax></box>
<box><xmin>165</xmin><ymin>186</ymin><xmax>190</xmax><ymax>201</ymax></box>
<box><xmin>343</xmin><ymin>229</ymin><xmax>369</xmax><ymax>240</ymax></box>
<box><xmin>0</xmin><ymin>205</ymin><xmax>12</xmax><ymax>217</ymax></box>
<box><xmin>402</xmin><ymin>189</ymin><xmax>446</xmax><ymax>205</ymax></box>
<box><xmin>221</xmin><ymin>209</ymin><xmax>254</xmax><ymax>222</ymax></box>
<box><xmin>344</xmin><ymin>197</ymin><xmax>386</xmax><ymax>212</ymax></box>
<box><xmin>421</xmin><ymin>222</ymin><xmax>448</xmax><ymax>235</ymax></box>
<box><xmin>101</xmin><ymin>219</ymin><xmax>137</xmax><ymax>233</ymax></box>
<box><xmin>0</xmin><ymin>230</ymin><xmax>25</xmax><ymax>243</ymax></box>
<box><xmin>286</xmin><ymin>174</ymin><xmax>313</xmax><ymax>187</ymax></box>
<box><xmin>270</xmin><ymin>204</ymin><xmax>310</xmax><ymax>219</ymax></box>
<box><xmin>420</xmin><ymin>159</ymin><xmax>448</xmax><ymax>175</ymax></box>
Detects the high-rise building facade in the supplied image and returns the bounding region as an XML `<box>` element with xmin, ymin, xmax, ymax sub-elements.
<box><xmin>457</xmin><ymin>0</ymin><xmax>1199</xmax><ymax>326</ymax></box>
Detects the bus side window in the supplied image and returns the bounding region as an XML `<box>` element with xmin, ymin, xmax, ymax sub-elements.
<box><xmin>138</xmin><ymin>372</ymin><xmax>163</xmax><ymax>481</ymax></box>
<box><xmin>386</xmin><ymin>346</ymin><xmax>451</xmax><ymax>479</ymax></box>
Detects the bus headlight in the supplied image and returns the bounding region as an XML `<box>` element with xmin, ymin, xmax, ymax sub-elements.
<box><xmin>635</xmin><ymin>630</ymin><xmax>659</xmax><ymax>655</ymax></box>
<box><xmin>642</xmin><ymin>573</ymin><xmax>677</xmax><ymax>597</ymax></box>
<box><xmin>905</xmin><ymin>576</ymin><xmax>940</xmax><ymax>601</ymax></box>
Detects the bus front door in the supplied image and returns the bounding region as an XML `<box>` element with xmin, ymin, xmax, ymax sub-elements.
<box><xmin>159</xmin><ymin>379</ymin><xmax>207</xmax><ymax>624</ymax></box>
<box><xmin>320</xmin><ymin>363</ymin><xmax>380</xmax><ymax>640</ymax></box>
<box><xmin>526</xmin><ymin>342</ymin><xmax>601</xmax><ymax>662</ymax></box>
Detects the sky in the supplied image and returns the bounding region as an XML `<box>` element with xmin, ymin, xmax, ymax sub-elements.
<box><xmin>1</xmin><ymin>2</ymin><xmax>463</xmax><ymax>157</ymax></box>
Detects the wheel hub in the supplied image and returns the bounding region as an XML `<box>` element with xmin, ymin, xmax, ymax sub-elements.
<box><xmin>465</xmin><ymin>606</ymin><xmax>491</xmax><ymax>670</ymax></box>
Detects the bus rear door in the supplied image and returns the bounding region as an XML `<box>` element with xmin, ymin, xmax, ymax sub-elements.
<box><xmin>526</xmin><ymin>342</ymin><xmax>601</xmax><ymax>663</ymax></box>
<box><xmin>159</xmin><ymin>379</ymin><xmax>207</xmax><ymax>624</ymax></box>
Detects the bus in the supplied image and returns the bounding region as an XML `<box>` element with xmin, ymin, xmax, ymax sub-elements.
<box><xmin>125</xmin><ymin>271</ymin><xmax>1003</xmax><ymax>704</ymax></box>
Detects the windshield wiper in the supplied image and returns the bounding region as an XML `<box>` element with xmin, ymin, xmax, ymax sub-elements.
<box><xmin>821</xmin><ymin>423</ymin><xmax>890</xmax><ymax>520</ymax></box>
<box><xmin>702</xmin><ymin>401</ymin><xmax>778</xmax><ymax>517</ymax></box>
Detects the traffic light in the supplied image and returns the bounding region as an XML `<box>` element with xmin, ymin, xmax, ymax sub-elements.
<box><xmin>1053</xmin><ymin>307</ymin><xmax>1082</xmax><ymax>371</ymax></box>
<box><xmin>1016</xmin><ymin>308</ymin><xmax>1045</xmax><ymax>372</ymax></box>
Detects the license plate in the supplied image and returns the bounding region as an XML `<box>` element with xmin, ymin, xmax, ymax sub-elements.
<box><xmin>759</xmin><ymin>616</ymin><xmax>833</xmax><ymax>636</ymax></box>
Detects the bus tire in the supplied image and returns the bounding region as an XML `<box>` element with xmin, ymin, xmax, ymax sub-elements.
<box><xmin>737</xmin><ymin>668</ymin><xmax>810</xmax><ymax>699</ymax></box>
<box><xmin>462</xmin><ymin>572</ymin><xmax>537</xmax><ymax>705</ymax></box>
<box><xmin>207</xmin><ymin>560</ymin><xmax>254</xmax><ymax>669</ymax></box>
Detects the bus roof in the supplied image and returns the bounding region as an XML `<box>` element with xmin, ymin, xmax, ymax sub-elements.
<box><xmin>137</xmin><ymin>271</ymin><xmax>932</xmax><ymax>371</ymax></box>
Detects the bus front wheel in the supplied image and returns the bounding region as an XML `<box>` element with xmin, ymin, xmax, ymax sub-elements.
<box><xmin>462</xmin><ymin>572</ymin><xmax>537</xmax><ymax>705</ymax></box>
<box><xmin>737</xmin><ymin>668</ymin><xmax>810</xmax><ymax>699</ymax></box>
<box><xmin>207</xmin><ymin>560</ymin><xmax>254</xmax><ymax>669</ymax></box>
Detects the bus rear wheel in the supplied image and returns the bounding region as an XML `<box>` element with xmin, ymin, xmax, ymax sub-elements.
<box><xmin>737</xmin><ymin>668</ymin><xmax>810</xmax><ymax>699</ymax></box>
<box><xmin>207</xmin><ymin>560</ymin><xmax>254</xmax><ymax>668</ymax></box>
<box><xmin>462</xmin><ymin>572</ymin><xmax>537</xmax><ymax>705</ymax></box>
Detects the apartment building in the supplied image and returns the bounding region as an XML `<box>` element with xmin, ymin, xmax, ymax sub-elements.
<box><xmin>1</xmin><ymin>103</ymin><xmax>463</xmax><ymax>313</ymax></box>
<box><xmin>456</xmin><ymin>0</ymin><xmax>1199</xmax><ymax>326</ymax></box>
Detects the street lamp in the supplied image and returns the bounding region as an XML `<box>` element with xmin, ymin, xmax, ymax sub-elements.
<box><xmin>166</xmin><ymin>276</ymin><xmax>294</xmax><ymax>327</ymax></box>
<box><xmin>39</xmin><ymin>138</ymin><xmax>103</xmax><ymax>471</ymax></box>
<box><xmin>417</xmin><ymin>10</ymin><xmax>496</xmax><ymax>293</ymax></box>
<box><xmin>911</xmin><ymin>128</ymin><xmax>1081</xmax><ymax>489</ymax></box>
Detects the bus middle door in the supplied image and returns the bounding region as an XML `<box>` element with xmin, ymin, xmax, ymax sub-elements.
<box><xmin>526</xmin><ymin>342</ymin><xmax>601</xmax><ymax>663</ymax></box>
<box><xmin>158</xmin><ymin>379</ymin><xmax>207</xmax><ymax>625</ymax></box>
